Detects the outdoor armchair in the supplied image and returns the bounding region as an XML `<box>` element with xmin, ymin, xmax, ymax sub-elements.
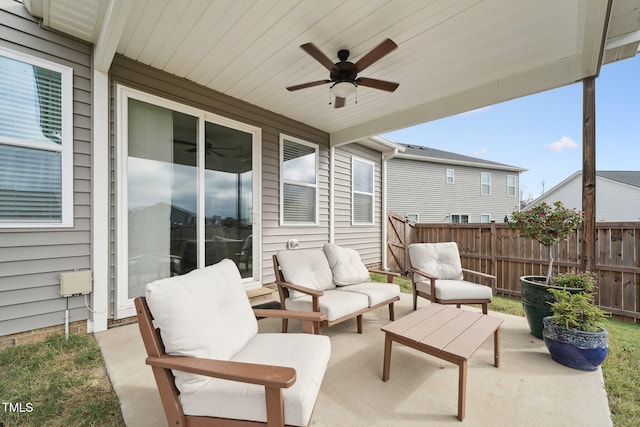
<box><xmin>408</xmin><ymin>242</ymin><xmax>494</xmax><ymax>313</ymax></box>
<box><xmin>135</xmin><ymin>258</ymin><xmax>331</xmax><ymax>427</ymax></box>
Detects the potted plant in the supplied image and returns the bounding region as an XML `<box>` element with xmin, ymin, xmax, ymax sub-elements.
<box><xmin>542</xmin><ymin>274</ymin><xmax>609</xmax><ymax>371</ymax></box>
<box><xmin>509</xmin><ymin>201</ymin><xmax>585</xmax><ymax>338</ymax></box>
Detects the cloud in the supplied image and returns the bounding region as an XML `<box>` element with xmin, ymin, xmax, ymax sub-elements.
<box><xmin>473</xmin><ymin>147</ymin><xmax>489</xmax><ymax>156</ymax></box>
<box><xmin>545</xmin><ymin>136</ymin><xmax>578</xmax><ymax>152</ymax></box>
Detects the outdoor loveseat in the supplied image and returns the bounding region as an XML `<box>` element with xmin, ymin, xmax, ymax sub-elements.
<box><xmin>273</xmin><ymin>243</ymin><xmax>401</xmax><ymax>333</ymax></box>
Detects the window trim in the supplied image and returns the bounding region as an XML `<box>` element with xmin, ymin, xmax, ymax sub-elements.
<box><xmin>351</xmin><ymin>156</ymin><xmax>375</xmax><ymax>226</ymax></box>
<box><xmin>446</xmin><ymin>168</ymin><xmax>455</xmax><ymax>184</ymax></box>
<box><xmin>407</xmin><ymin>213</ymin><xmax>419</xmax><ymax>222</ymax></box>
<box><xmin>279</xmin><ymin>134</ymin><xmax>319</xmax><ymax>226</ymax></box>
<box><xmin>481</xmin><ymin>172</ymin><xmax>491</xmax><ymax>195</ymax></box>
<box><xmin>450</xmin><ymin>213</ymin><xmax>469</xmax><ymax>223</ymax></box>
<box><xmin>0</xmin><ymin>46</ymin><xmax>74</xmax><ymax>228</ymax></box>
<box><xmin>481</xmin><ymin>213</ymin><xmax>491</xmax><ymax>223</ymax></box>
<box><xmin>507</xmin><ymin>174</ymin><xmax>517</xmax><ymax>197</ymax></box>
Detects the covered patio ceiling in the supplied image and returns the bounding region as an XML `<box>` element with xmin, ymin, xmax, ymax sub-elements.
<box><xmin>25</xmin><ymin>0</ymin><xmax>640</xmax><ymax>145</ymax></box>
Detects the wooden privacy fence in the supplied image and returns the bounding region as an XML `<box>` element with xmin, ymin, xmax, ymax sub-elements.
<box><xmin>387</xmin><ymin>212</ymin><xmax>640</xmax><ymax>322</ymax></box>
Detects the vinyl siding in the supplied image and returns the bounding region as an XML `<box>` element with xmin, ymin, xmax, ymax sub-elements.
<box><xmin>333</xmin><ymin>143</ymin><xmax>383</xmax><ymax>266</ymax></box>
<box><xmin>0</xmin><ymin>3</ymin><xmax>92</xmax><ymax>335</ymax></box>
<box><xmin>109</xmin><ymin>55</ymin><xmax>330</xmax><ymax>295</ymax></box>
<box><xmin>533</xmin><ymin>175</ymin><xmax>640</xmax><ymax>222</ymax></box>
<box><xmin>387</xmin><ymin>158</ymin><xmax>520</xmax><ymax>223</ymax></box>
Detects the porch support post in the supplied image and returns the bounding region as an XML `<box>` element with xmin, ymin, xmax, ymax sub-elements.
<box><xmin>581</xmin><ymin>76</ymin><xmax>596</xmax><ymax>273</ymax></box>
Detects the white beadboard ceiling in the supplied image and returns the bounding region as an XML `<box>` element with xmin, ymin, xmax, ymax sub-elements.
<box><xmin>24</xmin><ymin>0</ymin><xmax>640</xmax><ymax>144</ymax></box>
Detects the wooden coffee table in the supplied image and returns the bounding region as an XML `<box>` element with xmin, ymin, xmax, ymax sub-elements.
<box><xmin>381</xmin><ymin>303</ymin><xmax>503</xmax><ymax>421</ymax></box>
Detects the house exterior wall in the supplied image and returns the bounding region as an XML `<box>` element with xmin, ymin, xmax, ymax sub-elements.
<box><xmin>333</xmin><ymin>143</ymin><xmax>383</xmax><ymax>266</ymax></box>
<box><xmin>0</xmin><ymin>3</ymin><xmax>92</xmax><ymax>336</ymax></box>
<box><xmin>531</xmin><ymin>175</ymin><xmax>640</xmax><ymax>222</ymax></box>
<box><xmin>109</xmin><ymin>55</ymin><xmax>331</xmax><ymax>298</ymax></box>
<box><xmin>386</xmin><ymin>157</ymin><xmax>520</xmax><ymax>223</ymax></box>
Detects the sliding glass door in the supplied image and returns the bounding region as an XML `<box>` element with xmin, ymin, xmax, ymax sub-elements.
<box><xmin>118</xmin><ymin>87</ymin><xmax>259</xmax><ymax>317</ymax></box>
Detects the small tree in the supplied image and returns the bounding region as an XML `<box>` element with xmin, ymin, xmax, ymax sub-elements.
<box><xmin>509</xmin><ymin>201</ymin><xmax>584</xmax><ymax>284</ymax></box>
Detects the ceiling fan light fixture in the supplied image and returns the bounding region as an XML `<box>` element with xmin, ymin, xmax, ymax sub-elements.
<box><xmin>331</xmin><ymin>81</ymin><xmax>357</xmax><ymax>98</ymax></box>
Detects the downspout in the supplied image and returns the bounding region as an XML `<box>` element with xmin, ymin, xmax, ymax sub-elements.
<box><xmin>329</xmin><ymin>146</ymin><xmax>335</xmax><ymax>243</ymax></box>
<box><xmin>381</xmin><ymin>148</ymin><xmax>398</xmax><ymax>270</ymax></box>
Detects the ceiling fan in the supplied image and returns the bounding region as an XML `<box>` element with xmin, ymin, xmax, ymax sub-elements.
<box><xmin>286</xmin><ymin>38</ymin><xmax>399</xmax><ymax>108</ymax></box>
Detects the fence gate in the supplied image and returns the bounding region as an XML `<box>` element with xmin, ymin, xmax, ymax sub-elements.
<box><xmin>386</xmin><ymin>211</ymin><xmax>414</xmax><ymax>274</ymax></box>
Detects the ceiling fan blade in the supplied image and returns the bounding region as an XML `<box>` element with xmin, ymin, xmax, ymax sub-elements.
<box><xmin>286</xmin><ymin>80</ymin><xmax>332</xmax><ymax>91</ymax></box>
<box><xmin>300</xmin><ymin>43</ymin><xmax>337</xmax><ymax>71</ymax></box>
<box><xmin>354</xmin><ymin>39</ymin><xmax>398</xmax><ymax>72</ymax></box>
<box><xmin>356</xmin><ymin>77</ymin><xmax>399</xmax><ymax>92</ymax></box>
<box><xmin>334</xmin><ymin>97</ymin><xmax>346</xmax><ymax>108</ymax></box>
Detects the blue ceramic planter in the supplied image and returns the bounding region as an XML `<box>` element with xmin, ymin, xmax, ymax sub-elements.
<box><xmin>542</xmin><ymin>316</ymin><xmax>608</xmax><ymax>371</ymax></box>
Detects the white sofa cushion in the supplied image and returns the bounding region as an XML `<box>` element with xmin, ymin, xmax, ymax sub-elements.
<box><xmin>323</xmin><ymin>243</ymin><xmax>371</xmax><ymax>286</ymax></box>
<box><xmin>145</xmin><ymin>259</ymin><xmax>258</xmax><ymax>394</ymax></box>
<box><xmin>409</xmin><ymin>242</ymin><xmax>464</xmax><ymax>281</ymax></box>
<box><xmin>276</xmin><ymin>249</ymin><xmax>335</xmax><ymax>298</ymax></box>
<box><xmin>338</xmin><ymin>282</ymin><xmax>400</xmax><ymax>306</ymax></box>
<box><xmin>285</xmin><ymin>289</ymin><xmax>369</xmax><ymax>321</ymax></box>
<box><xmin>416</xmin><ymin>279</ymin><xmax>493</xmax><ymax>301</ymax></box>
<box><xmin>181</xmin><ymin>333</ymin><xmax>331</xmax><ymax>427</ymax></box>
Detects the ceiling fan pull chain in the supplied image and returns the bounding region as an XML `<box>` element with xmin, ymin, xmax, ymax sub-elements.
<box><xmin>355</xmin><ymin>86</ymin><xmax>358</xmax><ymax>105</ymax></box>
<box><xmin>328</xmin><ymin>88</ymin><xmax>332</xmax><ymax>105</ymax></box>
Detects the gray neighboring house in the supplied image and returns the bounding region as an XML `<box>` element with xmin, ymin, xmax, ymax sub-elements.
<box><xmin>525</xmin><ymin>171</ymin><xmax>640</xmax><ymax>222</ymax></box>
<box><xmin>386</xmin><ymin>144</ymin><xmax>526</xmax><ymax>223</ymax></box>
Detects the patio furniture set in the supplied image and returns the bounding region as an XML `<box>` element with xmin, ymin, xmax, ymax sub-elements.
<box><xmin>135</xmin><ymin>242</ymin><xmax>499</xmax><ymax>426</ymax></box>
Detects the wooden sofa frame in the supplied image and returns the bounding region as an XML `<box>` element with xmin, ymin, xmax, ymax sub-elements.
<box><xmin>409</xmin><ymin>266</ymin><xmax>495</xmax><ymax>314</ymax></box>
<box><xmin>272</xmin><ymin>255</ymin><xmax>400</xmax><ymax>334</ymax></box>
<box><xmin>135</xmin><ymin>296</ymin><xmax>325</xmax><ymax>427</ymax></box>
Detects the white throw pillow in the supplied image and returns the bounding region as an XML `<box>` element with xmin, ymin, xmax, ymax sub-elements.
<box><xmin>323</xmin><ymin>243</ymin><xmax>371</xmax><ymax>286</ymax></box>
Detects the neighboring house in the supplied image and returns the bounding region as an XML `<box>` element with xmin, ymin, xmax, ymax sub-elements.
<box><xmin>0</xmin><ymin>1</ymin><xmax>637</xmax><ymax>341</ymax></box>
<box><xmin>524</xmin><ymin>171</ymin><xmax>640</xmax><ymax>222</ymax></box>
<box><xmin>386</xmin><ymin>144</ymin><xmax>526</xmax><ymax>223</ymax></box>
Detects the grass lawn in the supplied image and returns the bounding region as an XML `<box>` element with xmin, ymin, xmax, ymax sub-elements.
<box><xmin>1</xmin><ymin>275</ymin><xmax>638</xmax><ymax>426</ymax></box>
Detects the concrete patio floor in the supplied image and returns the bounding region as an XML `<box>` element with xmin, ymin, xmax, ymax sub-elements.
<box><xmin>96</xmin><ymin>294</ymin><xmax>611</xmax><ymax>426</ymax></box>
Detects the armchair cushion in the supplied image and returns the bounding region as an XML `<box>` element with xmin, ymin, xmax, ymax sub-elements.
<box><xmin>285</xmin><ymin>289</ymin><xmax>369</xmax><ymax>321</ymax></box>
<box><xmin>323</xmin><ymin>243</ymin><xmax>371</xmax><ymax>286</ymax></box>
<box><xmin>416</xmin><ymin>279</ymin><xmax>493</xmax><ymax>300</ymax></box>
<box><xmin>181</xmin><ymin>333</ymin><xmax>331</xmax><ymax>427</ymax></box>
<box><xmin>276</xmin><ymin>249</ymin><xmax>335</xmax><ymax>298</ymax></box>
<box><xmin>145</xmin><ymin>259</ymin><xmax>258</xmax><ymax>393</ymax></box>
<box><xmin>409</xmin><ymin>242</ymin><xmax>464</xmax><ymax>281</ymax></box>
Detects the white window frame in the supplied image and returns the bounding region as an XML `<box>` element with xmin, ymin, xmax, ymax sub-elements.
<box><xmin>481</xmin><ymin>213</ymin><xmax>491</xmax><ymax>223</ymax></box>
<box><xmin>352</xmin><ymin>156</ymin><xmax>375</xmax><ymax>225</ymax></box>
<box><xmin>0</xmin><ymin>47</ymin><xmax>74</xmax><ymax>228</ymax></box>
<box><xmin>507</xmin><ymin>174</ymin><xmax>517</xmax><ymax>197</ymax></box>
<box><xmin>451</xmin><ymin>214</ymin><xmax>469</xmax><ymax>223</ymax></box>
<box><xmin>407</xmin><ymin>213</ymin><xmax>419</xmax><ymax>222</ymax></box>
<box><xmin>481</xmin><ymin>172</ymin><xmax>491</xmax><ymax>195</ymax></box>
<box><xmin>279</xmin><ymin>134</ymin><xmax>319</xmax><ymax>226</ymax></box>
<box><xmin>446</xmin><ymin>168</ymin><xmax>455</xmax><ymax>184</ymax></box>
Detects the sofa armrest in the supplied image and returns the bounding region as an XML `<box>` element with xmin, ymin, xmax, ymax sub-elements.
<box><xmin>461</xmin><ymin>268</ymin><xmax>496</xmax><ymax>280</ymax></box>
<box><xmin>410</xmin><ymin>267</ymin><xmax>438</xmax><ymax>281</ymax></box>
<box><xmin>275</xmin><ymin>280</ymin><xmax>324</xmax><ymax>297</ymax></box>
<box><xmin>253</xmin><ymin>309</ymin><xmax>325</xmax><ymax>334</ymax></box>
<box><xmin>146</xmin><ymin>355</ymin><xmax>296</xmax><ymax>389</ymax></box>
<box><xmin>368</xmin><ymin>268</ymin><xmax>401</xmax><ymax>283</ymax></box>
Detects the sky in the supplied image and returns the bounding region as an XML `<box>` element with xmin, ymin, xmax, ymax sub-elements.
<box><xmin>381</xmin><ymin>55</ymin><xmax>640</xmax><ymax>202</ymax></box>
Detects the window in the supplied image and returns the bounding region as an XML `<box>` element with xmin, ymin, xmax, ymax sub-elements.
<box><xmin>407</xmin><ymin>213</ymin><xmax>419</xmax><ymax>222</ymax></box>
<box><xmin>451</xmin><ymin>214</ymin><xmax>469</xmax><ymax>223</ymax></box>
<box><xmin>481</xmin><ymin>214</ymin><xmax>491</xmax><ymax>223</ymax></box>
<box><xmin>352</xmin><ymin>157</ymin><xmax>374</xmax><ymax>225</ymax></box>
<box><xmin>507</xmin><ymin>175</ymin><xmax>516</xmax><ymax>197</ymax></box>
<box><xmin>481</xmin><ymin>172</ymin><xmax>491</xmax><ymax>195</ymax></box>
<box><xmin>446</xmin><ymin>168</ymin><xmax>454</xmax><ymax>184</ymax></box>
<box><xmin>280</xmin><ymin>135</ymin><xmax>318</xmax><ymax>225</ymax></box>
<box><xmin>0</xmin><ymin>48</ymin><xmax>73</xmax><ymax>227</ymax></box>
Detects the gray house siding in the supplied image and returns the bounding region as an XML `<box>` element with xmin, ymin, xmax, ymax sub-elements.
<box><xmin>387</xmin><ymin>158</ymin><xmax>520</xmax><ymax>223</ymax></box>
<box><xmin>109</xmin><ymin>55</ymin><xmax>330</xmax><ymax>297</ymax></box>
<box><xmin>0</xmin><ymin>3</ymin><xmax>92</xmax><ymax>335</ymax></box>
<box><xmin>333</xmin><ymin>143</ymin><xmax>383</xmax><ymax>266</ymax></box>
